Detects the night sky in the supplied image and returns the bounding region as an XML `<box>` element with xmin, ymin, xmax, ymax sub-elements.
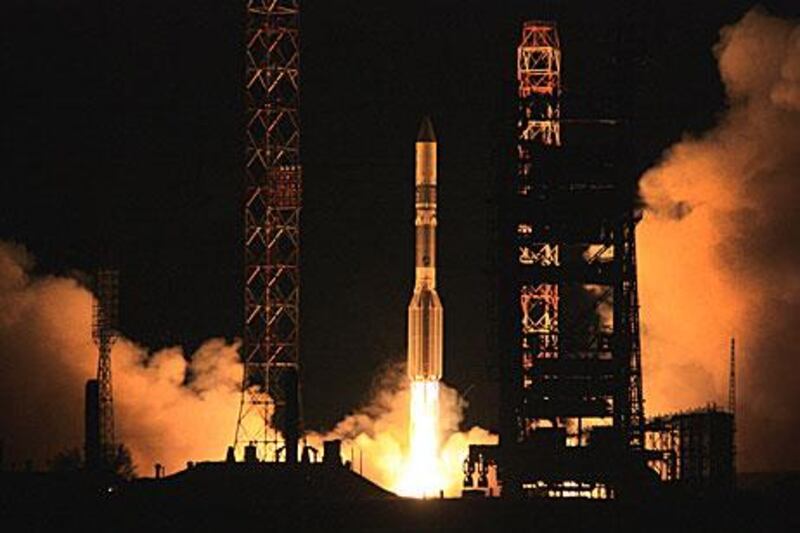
<box><xmin>1</xmin><ymin>0</ymin><xmax>798</xmax><ymax>433</ymax></box>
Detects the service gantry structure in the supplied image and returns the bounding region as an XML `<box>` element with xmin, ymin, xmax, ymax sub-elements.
<box><xmin>466</xmin><ymin>20</ymin><xmax>646</xmax><ymax>498</ymax></box>
<box><xmin>234</xmin><ymin>0</ymin><xmax>302</xmax><ymax>463</ymax></box>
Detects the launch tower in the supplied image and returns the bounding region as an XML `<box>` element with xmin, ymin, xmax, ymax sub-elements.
<box><xmin>234</xmin><ymin>0</ymin><xmax>302</xmax><ymax>462</ymax></box>
<box><xmin>467</xmin><ymin>20</ymin><xmax>646</xmax><ymax>498</ymax></box>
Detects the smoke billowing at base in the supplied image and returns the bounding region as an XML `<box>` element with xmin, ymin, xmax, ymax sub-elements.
<box><xmin>307</xmin><ymin>364</ymin><xmax>496</xmax><ymax>497</ymax></box>
<box><xmin>0</xmin><ymin>241</ymin><xmax>494</xmax><ymax>493</ymax></box>
<box><xmin>0</xmin><ymin>241</ymin><xmax>242</xmax><ymax>473</ymax></box>
<box><xmin>639</xmin><ymin>8</ymin><xmax>800</xmax><ymax>471</ymax></box>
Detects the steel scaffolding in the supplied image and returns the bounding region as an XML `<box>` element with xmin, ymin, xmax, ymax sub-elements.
<box><xmin>92</xmin><ymin>269</ymin><xmax>119</xmax><ymax>467</ymax></box>
<box><xmin>235</xmin><ymin>0</ymin><xmax>302</xmax><ymax>462</ymax></box>
<box><xmin>467</xmin><ymin>20</ymin><xmax>646</xmax><ymax>498</ymax></box>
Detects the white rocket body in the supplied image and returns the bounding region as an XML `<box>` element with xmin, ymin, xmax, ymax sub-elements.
<box><xmin>407</xmin><ymin>118</ymin><xmax>443</xmax><ymax>381</ymax></box>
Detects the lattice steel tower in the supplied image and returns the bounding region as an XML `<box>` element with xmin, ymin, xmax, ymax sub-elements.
<box><xmin>92</xmin><ymin>269</ymin><xmax>119</xmax><ymax>466</ymax></box>
<box><xmin>234</xmin><ymin>0</ymin><xmax>302</xmax><ymax>462</ymax></box>
<box><xmin>494</xmin><ymin>20</ymin><xmax>646</xmax><ymax>496</ymax></box>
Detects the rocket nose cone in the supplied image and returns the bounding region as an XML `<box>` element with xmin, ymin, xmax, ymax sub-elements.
<box><xmin>417</xmin><ymin>116</ymin><xmax>436</xmax><ymax>142</ymax></box>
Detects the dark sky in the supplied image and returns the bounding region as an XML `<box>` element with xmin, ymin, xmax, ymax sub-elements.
<box><xmin>1</xmin><ymin>0</ymin><xmax>797</xmax><ymax>433</ymax></box>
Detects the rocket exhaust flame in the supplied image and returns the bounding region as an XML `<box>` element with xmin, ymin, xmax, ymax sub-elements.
<box><xmin>396</xmin><ymin>380</ymin><xmax>444</xmax><ymax>497</ymax></box>
<box><xmin>304</xmin><ymin>361</ymin><xmax>498</xmax><ymax>498</ymax></box>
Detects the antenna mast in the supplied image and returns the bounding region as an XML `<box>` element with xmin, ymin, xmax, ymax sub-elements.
<box><xmin>92</xmin><ymin>269</ymin><xmax>119</xmax><ymax>466</ymax></box>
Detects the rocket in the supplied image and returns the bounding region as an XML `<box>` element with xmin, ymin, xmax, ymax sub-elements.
<box><xmin>407</xmin><ymin>117</ymin><xmax>443</xmax><ymax>382</ymax></box>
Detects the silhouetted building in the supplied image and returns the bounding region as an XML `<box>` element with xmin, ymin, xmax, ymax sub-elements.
<box><xmin>646</xmin><ymin>407</ymin><xmax>735</xmax><ymax>493</ymax></box>
<box><xmin>84</xmin><ymin>379</ymin><xmax>100</xmax><ymax>471</ymax></box>
<box><xmin>323</xmin><ymin>440</ymin><xmax>342</xmax><ymax>466</ymax></box>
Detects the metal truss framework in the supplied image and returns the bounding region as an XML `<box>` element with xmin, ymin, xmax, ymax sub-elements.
<box><xmin>92</xmin><ymin>269</ymin><xmax>119</xmax><ymax>466</ymax></box>
<box><xmin>517</xmin><ymin>22</ymin><xmax>561</xmax><ymax>149</ymax></box>
<box><xmin>516</xmin><ymin>22</ymin><xmax>562</xmax><ymax>400</ymax></box>
<box><xmin>235</xmin><ymin>0</ymin><xmax>302</xmax><ymax>462</ymax></box>
<box><xmin>467</xmin><ymin>20</ymin><xmax>646</xmax><ymax>497</ymax></box>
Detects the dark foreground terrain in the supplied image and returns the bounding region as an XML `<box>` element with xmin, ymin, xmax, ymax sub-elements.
<box><xmin>1</xmin><ymin>465</ymin><xmax>799</xmax><ymax>531</ymax></box>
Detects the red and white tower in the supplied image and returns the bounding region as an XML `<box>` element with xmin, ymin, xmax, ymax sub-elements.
<box><xmin>234</xmin><ymin>0</ymin><xmax>302</xmax><ymax>462</ymax></box>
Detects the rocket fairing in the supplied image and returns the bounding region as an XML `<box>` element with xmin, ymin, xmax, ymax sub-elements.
<box><xmin>407</xmin><ymin>117</ymin><xmax>443</xmax><ymax>382</ymax></box>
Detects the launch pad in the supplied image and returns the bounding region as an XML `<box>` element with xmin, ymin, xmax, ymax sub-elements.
<box><xmin>221</xmin><ymin>2</ymin><xmax>737</xmax><ymax>501</ymax></box>
<box><xmin>0</xmin><ymin>0</ymin><xmax>753</xmax><ymax>521</ymax></box>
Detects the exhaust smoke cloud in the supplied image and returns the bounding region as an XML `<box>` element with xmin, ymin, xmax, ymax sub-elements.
<box><xmin>307</xmin><ymin>362</ymin><xmax>496</xmax><ymax>497</ymax></box>
<box><xmin>0</xmin><ymin>243</ymin><xmax>495</xmax><ymax>491</ymax></box>
<box><xmin>0</xmin><ymin>241</ymin><xmax>242</xmax><ymax>474</ymax></box>
<box><xmin>639</xmin><ymin>8</ymin><xmax>800</xmax><ymax>471</ymax></box>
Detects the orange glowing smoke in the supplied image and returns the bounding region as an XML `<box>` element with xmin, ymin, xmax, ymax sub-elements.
<box><xmin>0</xmin><ymin>242</ymin><xmax>495</xmax><ymax>486</ymax></box>
<box><xmin>308</xmin><ymin>364</ymin><xmax>496</xmax><ymax>497</ymax></box>
<box><xmin>638</xmin><ymin>9</ymin><xmax>800</xmax><ymax>470</ymax></box>
<box><xmin>0</xmin><ymin>241</ymin><xmax>243</xmax><ymax>474</ymax></box>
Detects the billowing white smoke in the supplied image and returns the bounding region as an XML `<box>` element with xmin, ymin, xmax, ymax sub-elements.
<box><xmin>639</xmin><ymin>8</ymin><xmax>800</xmax><ymax>471</ymax></box>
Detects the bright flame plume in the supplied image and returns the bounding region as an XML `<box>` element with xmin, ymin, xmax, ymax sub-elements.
<box><xmin>395</xmin><ymin>380</ymin><xmax>445</xmax><ymax>497</ymax></box>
